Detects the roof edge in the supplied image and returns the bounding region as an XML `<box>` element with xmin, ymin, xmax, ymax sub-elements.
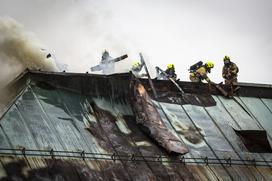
<box><xmin>28</xmin><ymin>70</ymin><xmax>272</xmax><ymax>89</ymax></box>
<box><xmin>12</xmin><ymin>70</ymin><xmax>272</xmax><ymax>99</ymax></box>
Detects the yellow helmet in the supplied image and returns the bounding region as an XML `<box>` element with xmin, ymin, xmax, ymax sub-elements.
<box><xmin>167</xmin><ymin>64</ymin><xmax>174</xmax><ymax>69</ymax></box>
<box><xmin>205</xmin><ymin>61</ymin><xmax>214</xmax><ymax>68</ymax></box>
<box><xmin>224</xmin><ymin>55</ymin><xmax>230</xmax><ymax>61</ymax></box>
<box><xmin>132</xmin><ymin>61</ymin><xmax>140</xmax><ymax>68</ymax></box>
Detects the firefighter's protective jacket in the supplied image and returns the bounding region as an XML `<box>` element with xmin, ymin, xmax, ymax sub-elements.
<box><xmin>165</xmin><ymin>68</ymin><xmax>177</xmax><ymax>80</ymax></box>
<box><xmin>191</xmin><ymin>66</ymin><xmax>211</xmax><ymax>82</ymax></box>
<box><xmin>222</xmin><ymin>62</ymin><xmax>239</xmax><ymax>80</ymax></box>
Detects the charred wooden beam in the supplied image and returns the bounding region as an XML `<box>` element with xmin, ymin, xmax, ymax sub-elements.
<box><xmin>129</xmin><ymin>77</ymin><xmax>189</xmax><ymax>154</ymax></box>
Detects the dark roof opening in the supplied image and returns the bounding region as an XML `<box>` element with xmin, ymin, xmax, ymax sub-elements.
<box><xmin>234</xmin><ymin>129</ymin><xmax>272</xmax><ymax>153</ymax></box>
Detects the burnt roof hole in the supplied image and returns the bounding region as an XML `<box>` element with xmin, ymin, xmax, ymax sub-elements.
<box><xmin>234</xmin><ymin>129</ymin><xmax>272</xmax><ymax>153</ymax></box>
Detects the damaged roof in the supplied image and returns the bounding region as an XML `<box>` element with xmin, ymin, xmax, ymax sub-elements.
<box><xmin>0</xmin><ymin>70</ymin><xmax>271</xmax><ymax>180</ymax></box>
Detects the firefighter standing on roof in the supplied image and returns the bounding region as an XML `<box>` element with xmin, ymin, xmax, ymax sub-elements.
<box><xmin>222</xmin><ymin>56</ymin><xmax>239</xmax><ymax>85</ymax></box>
<box><xmin>189</xmin><ymin>61</ymin><xmax>214</xmax><ymax>83</ymax></box>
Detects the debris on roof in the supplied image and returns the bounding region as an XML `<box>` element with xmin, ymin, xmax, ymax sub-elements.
<box><xmin>130</xmin><ymin>78</ymin><xmax>189</xmax><ymax>154</ymax></box>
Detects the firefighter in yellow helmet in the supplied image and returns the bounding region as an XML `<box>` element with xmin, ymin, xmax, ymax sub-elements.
<box><xmin>132</xmin><ymin>61</ymin><xmax>142</xmax><ymax>72</ymax></box>
<box><xmin>165</xmin><ymin>64</ymin><xmax>177</xmax><ymax>80</ymax></box>
<box><xmin>222</xmin><ymin>56</ymin><xmax>239</xmax><ymax>85</ymax></box>
<box><xmin>189</xmin><ymin>61</ymin><xmax>214</xmax><ymax>83</ymax></box>
<box><xmin>222</xmin><ymin>56</ymin><xmax>239</xmax><ymax>93</ymax></box>
<box><xmin>131</xmin><ymin>61</ymin><xmax>144</xmax><ymax>77</ymax></box>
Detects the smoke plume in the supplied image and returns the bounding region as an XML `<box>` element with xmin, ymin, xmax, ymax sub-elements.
<box><xmin>0</xmin><ymin>17</ymin><xmax>58</xmax><ymax>88</ymax></box>
<box><xmin>0</xmin><ymin>17</ymin><xmax>59</xmax><ymax>115</ymax></box>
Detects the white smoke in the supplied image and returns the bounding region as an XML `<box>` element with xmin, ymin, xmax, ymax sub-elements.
<box><xmin>0</xmin><ymin>17</ymin><xmax>58</xmax><ymax>88</ymax></box>
<box><xmin>0</xmin><ymin>0</ymin><xmax>272</xmax><ymax>84</ymax></box>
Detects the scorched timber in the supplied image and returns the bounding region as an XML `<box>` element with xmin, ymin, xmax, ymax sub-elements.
<box><xmin>130</xmin><ymin>78</ymin><xmax>189</xmax><ymax>154</ymax></box>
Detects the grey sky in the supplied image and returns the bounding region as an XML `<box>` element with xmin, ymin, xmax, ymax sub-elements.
<box><xmin>1</xmin><ymin>0</ymin><xmax>272</xmax><ymax>84</ymax></box>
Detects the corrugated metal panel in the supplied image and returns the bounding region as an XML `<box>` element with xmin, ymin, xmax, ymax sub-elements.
<box><xmin>238</xmin><ymin>97</ymin><xmax>272</xmax><ymax>138</ymax></box>
<box><xmin>217</xmin><ymin>96</ymin><xmax>261</xmax><ymax>130</ymax></box>
<box><xmin>205</xmin><ymin>96</ymin><xmax>247</xmax><ymax>152</ymax></box>
<box><xmin>0</xmin><ymin>105</ymin><xmax>38</xmax><ymax>150</ymax></box>
<box><xmin>31</xmin><ymin>85</ymin><xmax>97</xmax><ymax>153</ymax></box>
<box><xmin>211</xmin><ymin>96</ymin><xmax>272</xmax><ymax>167</ymax></box>
<box><xmin>16</xmin><ymin>86</ymin><xmax>64</xmax><ymax>151</ymax></box>
<box><xmin>261</xmin><ymin>98</ymin><xmax>272</xmax><ymax>112</ymax></box>
<box><xmin>155</xmin><ymin>102</ymin><xmax>250</xmax><ymax>180</ymax></box>
<box><xmin>205</xmin><ymin>96</ymin><xmax>271</xmax><ymax>168</ymax></box>
<box><xmin>155</xmin><ymin>102</ymin><xmax>207</xmax><ymax>151</ymax></box>
<box><xmin>181</xmin><ymin>104</ymin><xmax>234</xmax><ymax>152</ymax></box>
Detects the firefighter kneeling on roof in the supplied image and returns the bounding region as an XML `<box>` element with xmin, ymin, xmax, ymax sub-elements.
<box><xmin>131</xmin><ymin>61</ymin><xmax>146</xmax><ymax>78</ymax></box>
<box><xmin>165</xmin><ymin>64</ymin><xmax>177</xmax><ymax>80</ymax></box>
<box><xmin>156</xmin><ymin>64</ymin><xmax>177</xmax><ymax>80</ymax></box>
<box><xmin>189</xmin><ymin>61</ymin><xmax>214</xmax><ymax>83</ymax></box>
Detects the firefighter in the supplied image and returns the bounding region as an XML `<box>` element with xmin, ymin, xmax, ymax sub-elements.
<box><xmin>90</xmin><ymin>50</ymin><xmax>115</xmax><ymax>74</ymax></box>
<box><xmin>222</xmin><ymin>55</ymin><xmax>240</xmax><ymax>92</ymax></box>
<box><xmin>222</xmin><ymin>56</ymin><xmax>239</xmax><ymax>84</ymax></box>
<box><xmin>189</xmin><ymin>61</ymin><xmax>214</xmax><ymax>83</ymax></box>
<box><xmin>155</xmin><ymin>64</ymin><xmax>177</xmax><ymax>80</ymax></box>
<box><xmin>91</xmin><ymin>50</ymin><xmax>127</xmax><ymax>75</ymax></box>
<box><xmin>131</xmin><ymin>61</ymin><xmax>145</xmax><ymax>77</ymax></box>
<box><xmin>165</xmin><ymin>64</ymin><xmax>177</xmax><ymax>80</ymax></box>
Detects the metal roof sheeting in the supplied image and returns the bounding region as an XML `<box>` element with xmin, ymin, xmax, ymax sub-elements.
<box><xmin>0</xmin><ymin>71</ymin><xmax>271</xmax><ymax>180</ymax></box>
